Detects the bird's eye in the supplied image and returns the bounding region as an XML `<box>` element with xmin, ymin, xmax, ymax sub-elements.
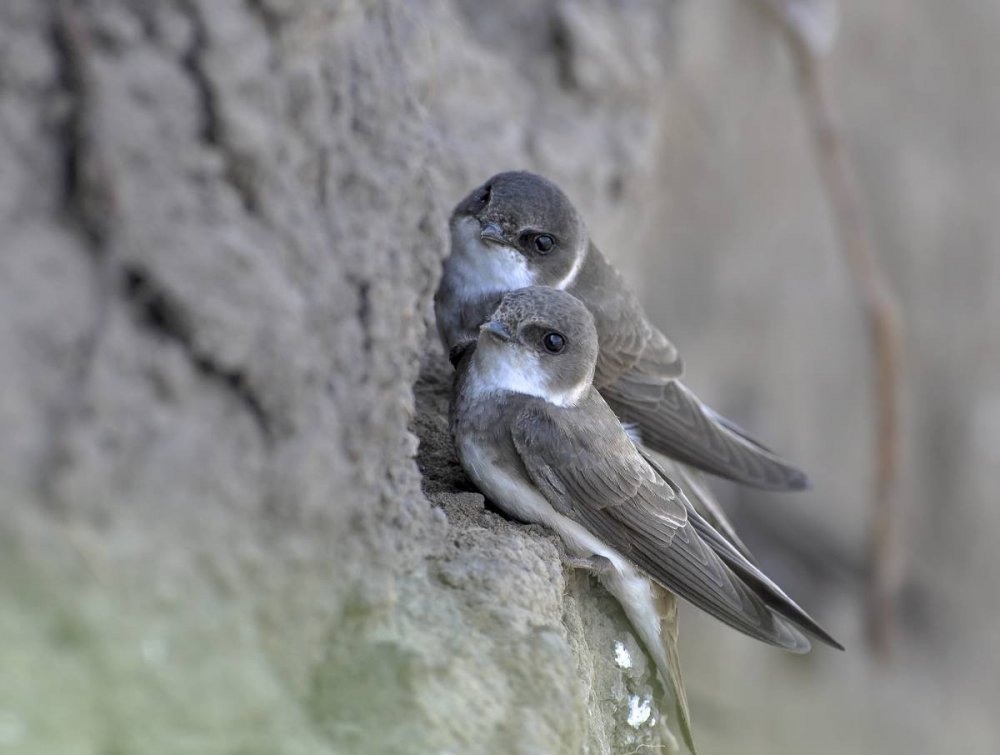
<box><xmin>534</xmin><ymin>234</ymin><xmax>555</xmax><ymax>254</ymax></box>
<box><xmin>475</xmin><ymin>184</ymin><xmax>492</xmax><ymax>208</ymax></box>
<box><xmin>542</xmin><ymin>331</ymin><xmax>566</xmax><ymax>354</ymax></box>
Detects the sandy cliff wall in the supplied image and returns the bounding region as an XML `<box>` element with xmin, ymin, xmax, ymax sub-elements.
<box><xmin>5</xmin><ymin>2</ymin><xmax>1000</xmax><ymax>753</ymax></box>
<box><xmin>0</xmin><ymin>1</ymin><xmax>683</xmax><ymax>752</ymax></box>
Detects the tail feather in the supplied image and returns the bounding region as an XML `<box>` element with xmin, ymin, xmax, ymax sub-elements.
<box><xmin>640</xmin><ymin>446</ymin><xmax>844</xmax><ymax>652</ymax></box>
<box><xmin>652</xmin><ymin>585</ymin><xmax>697</xmax><ymax>755</ymax></box>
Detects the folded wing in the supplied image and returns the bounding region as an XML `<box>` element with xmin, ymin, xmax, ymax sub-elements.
<box><xmin>511</xmin><ymin>397</ymin><xmax>813</xmax><ymax>652</ymax></box>
<box><xmin>602</xmin><ymin>373</ymin><xmax>811</xmax><ymax>491</ymax></box>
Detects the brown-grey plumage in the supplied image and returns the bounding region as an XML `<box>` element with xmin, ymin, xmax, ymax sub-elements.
<box><xmin>505</xmin><ymin>380</ymin><xmax>841</xmax><ymax>652</ymax></box>
<box><xmin>436</xmin><ymin>170</ymin><xmax>809</xmax><ymax>491</ymax></box>
<box><xmin>451</xmin><ymin>289</ymin><xmax>841</xmax><ymax>744</ymax></box>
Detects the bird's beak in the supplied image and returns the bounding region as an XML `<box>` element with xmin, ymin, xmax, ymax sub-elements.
<box><xmin>480</xmin><ymin>319</ymin><xmax>513</xmax><ymax>342</ymax></box>
<box><xmin>480</xmin><ymin>222</ymin><xmax>506</xmax><ymax>245</ymax></box>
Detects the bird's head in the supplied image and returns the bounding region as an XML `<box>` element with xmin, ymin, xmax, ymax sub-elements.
<box><xmin>473</xmin><ymin>286</ymin><xmax>598</xmax><ymax>408</ymax></box>
<box><xmin>449</xmin><ymin>171</ymin><xmax>589</xmax><ymax>292</ymax></box>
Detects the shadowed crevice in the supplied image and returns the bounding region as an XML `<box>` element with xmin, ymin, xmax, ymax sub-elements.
<box><xmin>52</xmin><ymin>0</ymin><xmax>116</xmax><ymax>250</ymax></box>
<box><xmin>180</xmin><ymin>0</ymin><xmax>261</xmax><ymax>215</ymax></box>
<box><xmin>121</xmin><ymin>265</ymin><xmax>274</xmax><ymax>441</ymax></box>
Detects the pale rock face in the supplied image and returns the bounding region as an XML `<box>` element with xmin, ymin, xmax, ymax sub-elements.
<box><xmin>7</xmin><ymin>1</ymin><xmax>995</xmax><ymax>753</ymax></box>
<box><xmin>0</xmin><ymin>1</ymin><xmax>681</xmax><ymax>753</ymax></box>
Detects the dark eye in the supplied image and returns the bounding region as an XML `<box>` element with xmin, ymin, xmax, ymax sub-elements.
<box><xmin>534</xmin><ymin>234</ymin><xmax>555</xmax><ymax>253</ymax></box>
<box><xmin>542</xmin><ymin>331</ymin><xmax>566</xmax><ymax>353</ymax></box>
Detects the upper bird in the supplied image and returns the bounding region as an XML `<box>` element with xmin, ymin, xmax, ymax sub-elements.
<box><xmin>436</xmin><ymin>170</ymin><xmax>809</xmax><ymax>491</ymax></box>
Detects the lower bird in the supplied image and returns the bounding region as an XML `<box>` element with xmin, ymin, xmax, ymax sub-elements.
<box><xmin>451</xmin><ymin>286</ymin><xmax>842</xmax><ymax>753</ymax></box>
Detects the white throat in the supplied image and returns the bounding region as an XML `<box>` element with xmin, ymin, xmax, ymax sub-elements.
<box><xmin>470</xmin><ymin>342</ymin><xmax>588</xmax><ymax>408</ymax></box>
<box><xmin>449</xmin><ymin>216</ymin><xmax>535</xmax><ymax>296</ymax></box>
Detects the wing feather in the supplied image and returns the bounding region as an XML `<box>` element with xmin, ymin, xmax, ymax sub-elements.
<box><xmin>511</xmin><ymin>397</ymin><xmax>811</xmax><ymax>652</ymax></box>
<box><xmin>603</xmin><ymin>377</ymin><xmax>811</xmax><ymax>491</ymax></box>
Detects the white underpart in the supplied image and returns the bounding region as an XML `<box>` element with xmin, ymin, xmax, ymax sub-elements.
<box><xmin>450</xmin><ymin>216</ymin><xmax>535</xmax><ymax>296</ymax></box>
<box><xmin>456</xmin><ymin>435</ymin><xmax>671</xmax><ymax>691</ymax></box>
<box><xmin>470</xmin><ymin>343</ymin><xmax>588</xmax><ymax>408</ymax></box>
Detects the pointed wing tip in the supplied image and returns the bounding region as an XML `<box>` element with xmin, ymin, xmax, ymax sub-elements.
<box><xmin>758</xmin><ymin>466</ymin><xmax>811</xmax><ymax>491</ymax></box>
<box><xmin>787</xmin><ymin>637</ymin><xmax>812</xmax><ymax>654</ymax></box>
<box><xmin>772</xmin><ymin>619</ymin><xmax>813</xmax><ymax>654</ymax></box>
<box><xmin>820</xmin><ymin>634</ymin><xmax>847</xmax><ymax>652</ymax></box>
<box><xmin>772</xmin><ymin>601</ymin><xmax>846</xmax><ymax>652</ymax></box>
<box><xmin>787</xmin><ymin>469</ymin><xmax>812</xmax><ymax>491</ymax></box>
<box><xmin>790</xmin><ymin>626</ymin><xmax>845</xmax><ymax>653</ymax></box>
<box><xmin>780</xmin><ymin>611</ymin><xmax>845</xmax><ymax>652</ymax></box>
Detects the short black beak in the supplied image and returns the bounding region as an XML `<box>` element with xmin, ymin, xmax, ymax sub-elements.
<box><xmin>480</xmin><ymin>222</ymin><xmax>506</xmax><ymax>245</ymax></box>
<box><xmin>480</xmin><ymin>319</ymin><xmax>512</xmax><ymax>341</ymax></box>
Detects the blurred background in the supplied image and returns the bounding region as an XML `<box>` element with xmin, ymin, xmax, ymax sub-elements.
<box><xmin>2</xmin><ymin>1</ymin><xmax>998</xmax><ymax>753</ymax></box>
<box><xmin>624</xmin><ymin>2</ymin><xmax>1000</xmax><ymax>752</ymax></box>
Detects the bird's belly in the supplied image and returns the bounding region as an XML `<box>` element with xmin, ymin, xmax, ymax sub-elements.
<box><xmin>456</xmin><ymin>434</ymin><xmax>666</xmax><ymax>677</ymax></box>
<box><xmin>455</xmin><ymin>435</ymin><xmax>557</xmax><ymax>527</ymax></box>
<box><xmin>457</xmin><ymin>436</ymin><xmax>630</xmax><ymax>568</ymax></box>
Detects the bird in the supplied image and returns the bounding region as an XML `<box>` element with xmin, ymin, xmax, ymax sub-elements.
<box><xmin>435</xmin><ymin>170</ymin><xmax>809</xmax><ymax>493</ymax></box>
<box><xmin>450</xmin><ymin>286</ymin><xmax>842</xmax><ymax>753</ymax></box>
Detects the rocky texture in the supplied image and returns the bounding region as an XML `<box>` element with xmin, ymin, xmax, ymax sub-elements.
<box><xmin>4</xmin><ymin>1</ymin><xmax>1000</xmax><ymax>754</ymax></box>
<box><xmin>0</xmin><ymin>1</ymin><xmax>683</xmax><ymax>752</ymax></box>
